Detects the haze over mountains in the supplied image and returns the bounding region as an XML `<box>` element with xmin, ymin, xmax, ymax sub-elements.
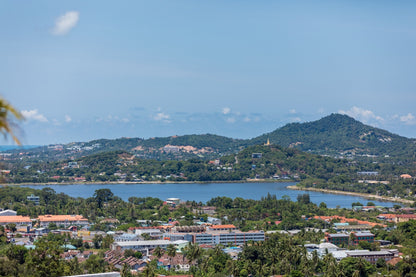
<box><xmin>4</xmin><ymin>114</ymin><xmax>415</xmax><ymax>163</ymax></box>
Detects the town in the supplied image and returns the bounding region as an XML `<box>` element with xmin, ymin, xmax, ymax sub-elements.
<box><xmin>1</xmin><ymin>186</ymin><xmax>416</xmax><ymax>276</ymax></box>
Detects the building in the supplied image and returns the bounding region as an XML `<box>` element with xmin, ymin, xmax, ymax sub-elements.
<box><xmin>0</xmin><ymin>215</ymin><xmax>32</xmax><ymax>228</ymax></box>
<box><xmin>27</xmin><ymin>194</ymin><xmax>40</xmax><ymax>205</ymax></box>
<box><xmin>37</xmin><ymin>215</ymin><xmax>89</xmax><ymax>228</ymax></box>
<box><xmin>207</xmin><ymin>217</ymin><xmax>221</xmax><ymax>225</ymax></box>
<box><xmin>378</xmin><ymin>214</ymin><xmax>416</xmax><ymax>224</ymax></box>
<box><xmin>111</xmin><ymin>240</ymin><xmax>189</xmax><ymax>255</ymax></box>
<box><xmin>0</xmin><ymin>209</ymin><xmax>17</xmax><ymax>216</ymax></box>
<box><xmin>132</xmin><ymin>228</ymin><xmax>163</xmax><ymax>239</ymax></box>
<box><xmin>351</xmin><ymin>232</ymin><xmax>374</xmax><ymax>245</ymax></box>
<box><xmin>207</xmin><ymin>224</ymin><xmax>237</xmax><ymax>232</ymax></box>
<box><xmin>325</xmin><ymin>233</ymin><xmax>349</xmax><ymax>246</ymax></box>
<box><xmin>357</xmin><ymin>171</ymin><xmax>379</xmax><ymax>176</ymax></box>
<box><xmin>165</xmin><ymin>230</ymin><xmax>265</xmax><ymax>246</ymax></box>
<box><xmin>342</xmin><ymin>249</ymin><xmax>398</xmax><ymax>264</ymax></box>
<box><xmin>166</xmin><ymin>198</ymin><xmax>180</xmax><ymax>205</ymax></box>
<box><xmin>114</xmin><ymin>233</ymin><xmax>142</xmax><ymax>242</ymax></box>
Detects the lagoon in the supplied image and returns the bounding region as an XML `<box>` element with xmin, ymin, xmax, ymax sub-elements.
<box><xmin>23</xmin><ymin>182</ymin><xmax>398</xmax><ymax>208</ymax></box>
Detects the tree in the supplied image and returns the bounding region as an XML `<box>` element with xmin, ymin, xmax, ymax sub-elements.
<box><xmin>166</xmin><ymin>244</ymin><xmax>177</xmax><ymax>268</ymax></box>
<box><xmin>6</xmin><ymin>223</ymin><xmax>17</xmax><ymax>233</ymax></box>
<box><xmin>24</xmin><ymin>237</ymin><xmax>65</xmax><ymax>276</ymax></box>
<box><xmin>121</xmin><ymin>263</ymin><xmax>132</xmax><ymax>277</ymax></box>
<box><xmin>6</xmin><ymin>244</ymin><xmax>28</xmax><ymax>264</ymax></box>
<box><xmin>94</xmin><ymin>189</ymin><xmax>114</xmax><ymax>209</ymax></box>
<box><xmin>84</xmin><ymin>254</ymin><xmax>107</xmax><ymax>274</ymax></box>
<box><xmin>92</xmin><ymin>234</ymin><xmax>103</xmax><ymax>249</ymax></box>
<box><xmin>0</xmin><ymin>97</ymin><xmax>23</xmax><ymax>145</ymax></box>
<box><xmin>102</xmin><ymin>235</ymin><xmax>114</xmax><ymax>249</ymax></box>
<box><xmin>153</xmin><ymin>246</ymin><xmax>164</xmax><ymax>259</ymax></box>
<box><xmin>143</xmin><ymin>259</ymin><xmax>157</xmax><ymax>277</ymax></box>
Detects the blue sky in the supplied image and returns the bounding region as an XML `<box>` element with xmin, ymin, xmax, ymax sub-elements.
<box><xmin>1</xmin><ymin>0</ymin><xmax>416</xmax><ymax>145</ymax></box>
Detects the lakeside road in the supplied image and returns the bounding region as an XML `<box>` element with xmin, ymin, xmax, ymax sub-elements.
<box><xmin>287</xmin><ymin>185</ymin><xmax>415</xmax><ymax>205</ymax></box>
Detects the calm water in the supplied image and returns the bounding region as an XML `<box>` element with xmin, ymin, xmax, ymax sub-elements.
<box><xmin>22</xmin><ymin>182</ymin><xmax>398</xmax><ymax>208</ymax></box>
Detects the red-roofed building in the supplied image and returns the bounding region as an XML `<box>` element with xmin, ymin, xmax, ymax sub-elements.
<box><xmin>378</xmin><ymin>214</ymin><xmax>416</xmax><ymax>223</ymax></box>
<box><xmin>0</xmin><ymin>215</ymin><xmax>32</xmax><ymax>228</ymax></box>
<box><xmin>207</xmin><ymin>224</ymin><xmax>237</xmax><ymax>231</ymax></box>
<box><xmin>37</xmin><ymin>215</ymin><xmax>89</xmax><ymax>227</ymax></box>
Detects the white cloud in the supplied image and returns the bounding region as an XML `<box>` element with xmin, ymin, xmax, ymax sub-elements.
<box><xmin>339</xmin><ymin>106</ymin><xmax>383</xmax><ymax>123</ymax></box>
<box><xmin>21</xmin><ymin>109</ymin><xmax>48</xmax><ymax>122</ymax></box>
<box><xmin>226</xmin><ymin>117</ymin><xmax>236</xmax><ymax>123</ymax></box>
<box><xmin>289</xmin><ymin>109</ymin><xmax>296</xmax><ymax>114</ymax></box>
<box><xmin>154</xmin><ymin>112</ymin><xmax>171</xmax><ymax>123</ymax></box>
<box><xmin>291</xmin><ymin>117</ymin><xmax>302</xmax><ymax>122</ymax></box>
<box><xmin>52</xmin><ymin>11</ymin><xmax>79</xmax><ymax>35</ymax></box>
<box><xmin>65</xmin><ymin>115</ymin><xmax>72</xmax><ymax>123</ymax></box>
<box><xmin>222</xmin><ymin>107</ymin><xmax>231</xmax><ymax>115</ymax></box>
<box><xmin>399</xmin><ymin>113</ymin><xmax>416</xmax><ymax>125</ymax></box>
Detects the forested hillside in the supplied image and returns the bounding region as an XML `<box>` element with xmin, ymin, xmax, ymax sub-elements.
<box><xmin>251</xmin><ymin>114</ymin><xmax>416</xmax><ymax>159</ymax></box>
<box><xmin>3</xmin><ymin>114</ymin><xmax>416</xmax><ymax>164</ymax></box>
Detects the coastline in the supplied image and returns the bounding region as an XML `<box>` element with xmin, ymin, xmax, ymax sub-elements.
<box><xmin>2</xmin><ymin>179</ymin><xmax>293</xmax><ymax>186</ymax></box>
<box><xmin>287</xmin><ymin>185</ymin><xmax>414</xmax><ymax>205</ymax></box>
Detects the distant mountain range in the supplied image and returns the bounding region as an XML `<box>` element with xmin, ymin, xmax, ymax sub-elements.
<box><xmin>4</xmin><ymin>114</ymin><xmax>416</xmax><ymax>162</ymax></box>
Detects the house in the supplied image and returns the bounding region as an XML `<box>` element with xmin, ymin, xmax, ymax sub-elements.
<box><xmin>37</xmin><ymin>214</ymin><xmax>89</xmax><ymax>228</ymax></box>
<box><xmin>0</xmin><ymin>209</ymin><xmax>17</xmax><ymax>216</ymax></box>
<box><xmin>27</xmin><ymin>194</ymin><xmax>40</xmax><ymax>205</ymax></box>
<box><xmin>207</xmin><ymin>217</ymin><xmax>221</xmax><ymax>225</ymax></box>
<box><xmin>151</xmin><ymin>253</ymin><xmax>195</xmax><ymax>272</ymax></box>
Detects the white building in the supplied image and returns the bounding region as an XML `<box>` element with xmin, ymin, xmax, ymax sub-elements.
<box><xmin>111</xmin><ymin>240</ymin><xmax>189</xmax><ymax>255</ymax></box>
<box><xmin>0</xmin><ymin>209</ymin><xmax>17</xmax><ymax>216</ymax></box>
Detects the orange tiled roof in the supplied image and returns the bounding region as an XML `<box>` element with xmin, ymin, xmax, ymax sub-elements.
<box><xmin>0</xmin><ymin>215</ymin><xmax>31</xmax><ymax>223</ymax></box>
<box><xmin>397</xmin><ymin>214</ymin><xmax>416</xmax><ymax>218</ymax></box>
<box><xmin>378</xmin><ymin>214</ymin><xmax>397</xmax><ymax>219</ymax></box>
<box><xmin>210</xmin><ymin>224</ymin><xmax>236</xmax><ymax>229</ymax></box>
<box><xmin>37</xmin><ymin>215</ymin><xmax>88</xmax><ymax>222</ymax></box>
<box><xmin>314</xmin><ymin>215</ymin><xmax>386</xmax><ymax>227</ymax></box>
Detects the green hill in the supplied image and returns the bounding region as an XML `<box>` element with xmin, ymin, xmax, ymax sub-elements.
<box><xmin>5</xmin><ymin>113</ymin><xmax>416</xmax><ymax>162</ymax></box>
<box><xmin>250</xmin><ymin>114</ymin><xmax>416</xmax><ymax>159</ymax></box>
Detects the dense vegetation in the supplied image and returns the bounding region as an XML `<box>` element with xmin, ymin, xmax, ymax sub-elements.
<box><xmin>251</xmin><ymin>114</ymin><xmax>416</xmax><ymax>160</ymax></box>
<box><xmin>2</xmin><ymin>186</ymin><xmax>416</xmax><ymax>276</ymax></box>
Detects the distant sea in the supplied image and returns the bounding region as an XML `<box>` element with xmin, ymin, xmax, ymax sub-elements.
<box><xmin>0</xmin><ymin>145</ymin><xmax>39</xmax><ymax>151</ymax></box>
<box><xmin>23</xmin><ymin>182</ymin><xmax>399</xmax><ymax>208</ymax></box>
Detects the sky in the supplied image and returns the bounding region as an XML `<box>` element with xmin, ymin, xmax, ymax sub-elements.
<box><xmin>1</xmin><ymin>0</ymin><xmax>416</xmax><ymax>145</ymax></box>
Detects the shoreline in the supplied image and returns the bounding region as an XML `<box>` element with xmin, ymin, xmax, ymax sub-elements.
<box><xmin>287</xmin><ymin>185</ymin><xmax>414</xmax><ymax>205</ymax></box>
<box><xmin>1</xmin><ymin>179</ymin><xmax>294</xmax><ymax>186</ymax></box>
